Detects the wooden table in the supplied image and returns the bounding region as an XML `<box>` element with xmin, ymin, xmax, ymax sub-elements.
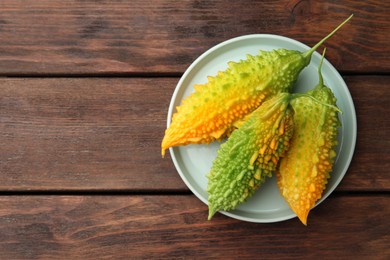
<box><xmin>0</xmin><ymin>1</ymin><xmax>389</xmax><ymax>259</ymax></box>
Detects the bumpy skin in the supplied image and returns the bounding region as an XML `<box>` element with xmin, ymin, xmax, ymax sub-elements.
<box><xmin>207</xmin><ymin>93</ymin><xmax>294</xmax><ymax>219</ymax></box>
<box><xmin>161</xmin><ymin>49</ymin><xmax>308</xmax><ymax>156</ymax></box>
<box><xmin>277</xmin><ymin>75</ymin><xmax>340</xmax><ymax>225</ymax></box>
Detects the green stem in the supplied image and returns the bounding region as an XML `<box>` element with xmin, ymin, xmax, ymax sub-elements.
<box><xmin>302</xmin><ymin>14</ymin><xmax>353</xmax><ymax>65</ymax></box>
<box><xmin>318</xmin><ymin>48</ymin><xmax>326</xmax><ymax>86</ymax></box>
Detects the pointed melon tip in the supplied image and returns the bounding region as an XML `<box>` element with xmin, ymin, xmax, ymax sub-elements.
<box><xmin>297</xmin><ymin>211</ymin><xmax>309</xmax><ymax>226</ymax></box>
<box><xmin>208</xmin><ymin>207</ymin><xmax>217</xmax><ymax>220</ymax></box>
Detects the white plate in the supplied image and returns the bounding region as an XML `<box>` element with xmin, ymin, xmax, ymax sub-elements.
<box><xmin>167</xmin><ymin>34</ymin><xmax>357</xmax><ymax>223</ymax></box>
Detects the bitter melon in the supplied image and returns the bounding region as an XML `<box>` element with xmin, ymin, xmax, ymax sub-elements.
<box><xmin>277</xmin><ymin>50</ymin><xmax>341</xmax><ymax>225</ymax></box>
<box><xmin>161</xmin><ymin>15</ymin><xmax>352</xmax><ymax>157</ymax></box>
<box><xmin>207</xmin><ymin>93</ymin><xmax>294</xmax><ymax>219</ymax></box>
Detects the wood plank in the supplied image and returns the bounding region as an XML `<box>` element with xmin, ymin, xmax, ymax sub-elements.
<box><xmin>0</xmin><ymin>77</ymin><xmax>187</xmax><ymax>191</ymax></box>
<box><xmin>0</xmin><ymin>195</ymin><xmax>388</xmax><ymax>259</ymax></box>
<box><xmin>0</xmin><ymin>76</ymin><xmax>389</xmax><ymax>191</ymax></box>
<box><xmin>0</xmin><ymin>0</ymin><xmax>388</xmax><ymax>74</ymax></box>
<box><xmin>337</xmin><ymin>76</ymin><xmax>390</xmax><ymax>191</ymax></box>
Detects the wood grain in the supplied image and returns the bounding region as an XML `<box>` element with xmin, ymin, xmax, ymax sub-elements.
<box><xmin>0</xmin><ymin>77</ymin><xmax>187</xmax><ymax>191</ymax></box>
<box><xmin>337</xmin><ymin>76</ymin><xmax>390</xmax><ymax>191</ymax></box>
<box><xmin>0</xmin><ymin>195</ymin><xmax>388</xmax><ymax>259</ymax></box>
<box><xmin>0</xmin><ymin>0</ymin><xmax>388</xmax><ymax>75</ymax></box>
<box><xmin>0</xmin><ymin>76</ymin><xmax>389</xmax><ymax>191</ymax></box>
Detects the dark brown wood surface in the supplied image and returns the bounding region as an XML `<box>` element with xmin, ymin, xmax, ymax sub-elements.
<box><xmin>0</xmin><ymin>0</ymin><xmax>388</xmax><ymax>75</ymax></box>
<box><xmin>0</xmin><ymin>0</ymin><xmax>389</xmax><ymax>259</ymax></box>
<box><xmin>0</xmin><ymin>196</ymin><xmax>388</xmax><ymax>259</ymax></box>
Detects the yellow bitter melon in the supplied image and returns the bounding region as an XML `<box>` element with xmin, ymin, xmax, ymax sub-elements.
<box><xmin>207</xmin><ymin>93</ymin><xmax>294</xmax><ymax>220</ymax></box>
<box><xmin>277</xmin><ymin>50</ymin><xmax>341</xmax><ymax>225</ymax></box>
<box><xmin>161</xmin><ymin>15</ymin><xmax>352</xmax><ymax>157</ymax></box>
